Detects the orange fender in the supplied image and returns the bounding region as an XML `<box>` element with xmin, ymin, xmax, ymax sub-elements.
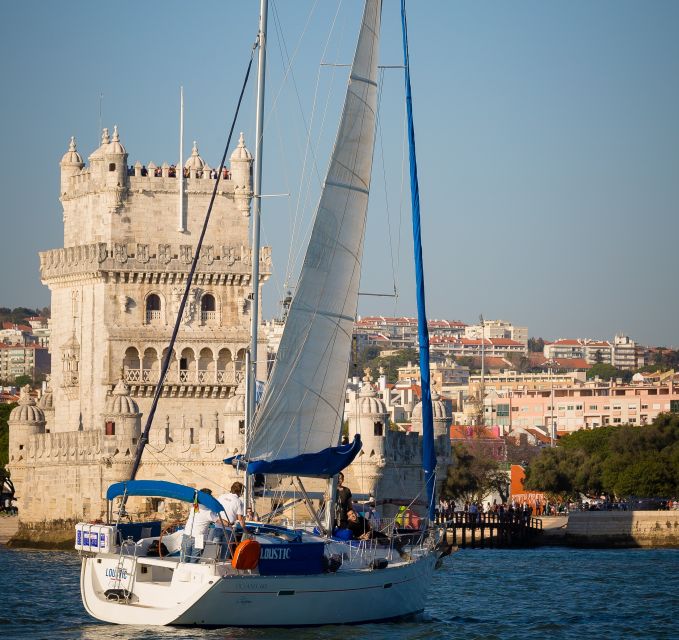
<box><xmin>231</xmin><ymin>539</ymin><xmax>261</xmax><ymax>570</ymax></box>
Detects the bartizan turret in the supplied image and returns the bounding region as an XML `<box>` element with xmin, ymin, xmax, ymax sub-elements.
<box><xmin>230</xmin><ymin>132</ymin><xmax>254</xmax><ymax>216</ymax></box>
<box><xmin>102</xmin><ymin>378</ymin><xmax>142</xmax><ymax>439</ymax></box>
<box><xmin>8</xmin><ymin>386</ymin><xmax>46</xmax><ymax>463</ymax></box>
<box><xmin>346</xmin><ymin>383</ymin><xmax>389</xmax><ymax>462</ymax></box>
<box><xmin>412</xmin><ymin>391</ymin><xmax>452</xmax><ymax>458</ymax></box>
<box><xmin>103</xmin><ymin>125</ymin><xmax>129</xmax><ymax>212</ymax></box>
<box><xmin>59</xmin><ymin>136</ymin><xmax>84</xmax><ymax>197</ymax></box>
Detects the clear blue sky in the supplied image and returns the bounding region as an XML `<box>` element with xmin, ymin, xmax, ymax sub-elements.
<box><xmin>1</xmin><ymin>1</ymin><xmax>678</xmax><ymax>347</ymax></box>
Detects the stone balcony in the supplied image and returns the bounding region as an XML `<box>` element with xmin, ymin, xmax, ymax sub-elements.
<box><xmin>123</xmin><ymin>367</ymin><xmax>243</xmax><ymax>386</ymax></box>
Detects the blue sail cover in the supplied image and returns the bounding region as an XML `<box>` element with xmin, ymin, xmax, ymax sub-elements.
<box><xmin>106</xmin><ymin>480</ymin><xmax>224</xmax><ymax>514</ymax></box>
<box><xmin>226</xmin><ymin>434</ymin><xmax>362</xmax><ymax>478</ymax></box>
<box><xmin>401</xmin><ymin>0</ymin><xmax>437</xmax><ymax>521</ymax></box>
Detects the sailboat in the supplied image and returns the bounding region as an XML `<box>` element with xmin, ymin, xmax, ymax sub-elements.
<box><xmin>77</xmin><ymin>0</ymin><xmax>448</xmax><ymax>626</ymax></box>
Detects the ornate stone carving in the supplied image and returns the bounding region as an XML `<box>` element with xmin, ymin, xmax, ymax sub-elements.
<box><xmin>241</xmin><ymin>246</ymin><xmax>251</xmax><ymax>267</ymax></box>
<box><xmin>180</xmin><ymin>245</ymin><xmax>193</xmax><ymax>264</ymax></box>
<box><xmin>261</xmin><ymin>246</ymin><xmax>272</xmax><ymax>269</ymax></box>
<box><xmin>136</xmin><ymin>243</ymin><xmax>150</xmax><ymax>263</ymax></box>
<box><xmin>200</xmin><ymin>245</ymin><xmax>214</xmax><ymax>265</ymax></box>
<box><xmin>158</xmin><ymin>243</ymin><xmax>171</xmax><ymax>264</ymax></box>
<box><xmin>114</xmin><ymin>243</ymin><xmax>128</xmax><ymax>263</ymax></box>
<box><xmin>222</xmin><ymin>245</ymin><xmax>238</xmax><ymax>266</ymax></box>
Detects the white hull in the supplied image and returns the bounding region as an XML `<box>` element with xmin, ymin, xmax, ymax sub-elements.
<box><xmin>81</xmin><ymin>551</ymin><xmax>436</xmax><ymax>627</ymax></box>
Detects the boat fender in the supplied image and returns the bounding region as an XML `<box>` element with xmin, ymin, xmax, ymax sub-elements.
<box><xmin>232</xmin><ymin>539</ymin><xmax>261</xmax><ymax>570</ymax></box>
<box><xmin>369</xmin><ymin>558</ymin><xmax>388</xmax><ymax>570</ymax></box>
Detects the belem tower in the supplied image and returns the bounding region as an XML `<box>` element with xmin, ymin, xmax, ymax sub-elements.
<box><xmin>7</xmin><ymin>127</ymin><xmax>451</xmax><ymax>541</ymax></box>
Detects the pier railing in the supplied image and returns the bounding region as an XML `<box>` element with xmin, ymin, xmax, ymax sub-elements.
<box><xmin>441</xmin><ymin>512</ymin><xmax>543</xmax><ymax>548</ymax></box>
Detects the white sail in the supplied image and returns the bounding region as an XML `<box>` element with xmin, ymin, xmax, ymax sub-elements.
<box><xmin>247</xmin><ymin>0</ymin><xmax>382</xmax><ymax>468</ymax></box>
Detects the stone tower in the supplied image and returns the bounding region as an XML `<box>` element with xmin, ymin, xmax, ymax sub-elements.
<box><xmin>8</xmin><ymin>127</ymin><xmax>270</xmax><ymax>526</ymax></box>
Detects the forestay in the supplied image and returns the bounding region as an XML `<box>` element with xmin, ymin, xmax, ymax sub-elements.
<box><xmin>245</xmin><ymin>0</ymin><xmax>382</xmax><ymax>476</ymax></box>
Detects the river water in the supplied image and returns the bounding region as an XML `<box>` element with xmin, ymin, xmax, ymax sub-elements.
<box><xmin>0</xmin><ymin>546</ymin><xmax>676</xmax><ymax>640</ymax></box>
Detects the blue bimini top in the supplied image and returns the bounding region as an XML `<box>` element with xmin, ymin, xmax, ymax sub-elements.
<box><xmin>106</xmin><ymin>480</ymin><xmax>223</xmax><ymax>514</ymax></box>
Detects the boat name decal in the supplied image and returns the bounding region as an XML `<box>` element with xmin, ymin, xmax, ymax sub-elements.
<box><xmin>260</xmin><ymin>547</ymin><xmax>291</xmax><ymax>560</ymax></box>
<box><xmin>105</xmin><ymin>567</ymin><xmax>128</xmax><ymax>579</ymax></box>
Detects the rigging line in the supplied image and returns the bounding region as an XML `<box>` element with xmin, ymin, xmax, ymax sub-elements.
<box><xmin>375</xmin><ymin>66</ymin><xmax>399</xmax><ymax>305</ymax></box>
<box><xmin>270</xmin><ymin>0</ymin><xmax>325</xmax><ymax>188</ymax></box>
<box><xmin>145</xmin><ymin>443</ymin><xmax>230</xmax><ymax>492</ymax></box>
<box><xmin>259</xmin><ymin>0</ymin><xmax>319</xmax><ymax>167</ymax></box>
<box><xmin>128</xmin><ymin>45</ymin><xmax>256</xmax><ymax>482</ymax></box>
<box><xmin>289</xmin><ymin>7</ymin><xmax>348</xmax><ymax>282</ymax></box>
<box><xmin>283</xmin><ymin>0</ymin><xmax>343</xmax><ymax>291</ymax></box>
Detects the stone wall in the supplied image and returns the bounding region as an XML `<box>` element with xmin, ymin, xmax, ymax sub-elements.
<box><xmin>565</xmin><ymin>511</ymin><xmax>679</xmax><ymax>547</ymax></box>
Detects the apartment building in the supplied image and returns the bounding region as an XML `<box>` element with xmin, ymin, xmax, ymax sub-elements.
<box><xmin>0</xmin><ymin>343</ymin><xmax>50</xmax><ymax>382</ymax></box>
<box><xmin>464</xmin><ymin>319</ymin><xmax>528</xmax><ymax>346</ymax></box>
<box><xmin>483</xmin><ymin>378</ymin><xmax>679</xmax><ymax>435</ymax></box>
<box><xmin>544</xmin><ymin>334</ymin><xmax>637</xmax><ymax>370</ymax></box>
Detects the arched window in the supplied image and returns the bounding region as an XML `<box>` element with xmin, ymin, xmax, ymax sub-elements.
<box><xmin>146</xmin><ymin>294</ymin><xmax>161</xmax><ymax>323</ymax></box>
<box><xmin>374</xmin><ymin>421</ymin><xmax>384</xmax><ymax>437</ymax></box>
<box><xmin>201</xmin><ymin>294</ymin><xmax>216</xmax><ymax>323</ymax></box>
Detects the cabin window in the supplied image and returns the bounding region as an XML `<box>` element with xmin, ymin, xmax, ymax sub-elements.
<box><xmin>105</xmin><ymin>421</ymin><xmax>116</xmax><ymax>436</ymax></box>
<box><xmin>109</xmin><ymin>163</ymin><xmax>116</xmax><ymax>171</ymax></box>
<box><xmin>374</xmin><ymin>421</ymin><xmax>384</xmax><ymax>437</ymax></box>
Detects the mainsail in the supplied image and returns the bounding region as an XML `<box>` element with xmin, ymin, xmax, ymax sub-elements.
<box><xmin>245</xmin><ymin>0</ymin><xmax>382</xmax><ymax>476</ymax></box>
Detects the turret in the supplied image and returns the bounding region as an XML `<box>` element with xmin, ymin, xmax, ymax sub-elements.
<box><xmin>37</xmin><ymin>375</ymin><xmax>55</xmax><ymax>431</ymax></box>
<box><xmin>59</xmin><ymin>136</ymin><xmax>84</xmax><ymax>196</ymax></box>
<box><xmin>88</xmin><ymin>127</ymin><xmax>111</xmax><ymax>178</ymax></box>
<box><xmin>103</xmin><ymin>125</ymin><xmax>129</xmax><ymax>212</ymax></box>
<box><xmin>412</xmin><ymin>391</ymin><xmax>451</xmax><ymax>457</ymax></box>
<box><xmin>8</xmin><ymin>386</ymin><xmax>46</xmax><ymax>462</ymax></box>
<box><xmin>102</xmin><ymin>378</ymin><xmax>141</xmax><ymax>439</ymax></box>
<box><xmin>346</xmin><ymin>384</ymin><xmax>389</xmax><ymax>460</ymax></box>
<box><xmin>230</xmin><ymin>132</ymin><xmax>253</xmax><ymax>216</ymax></box>
<box><xmin>184</xmin><ymin>141</ymin><xmax>205</xmax><ymax>179</ymax></box>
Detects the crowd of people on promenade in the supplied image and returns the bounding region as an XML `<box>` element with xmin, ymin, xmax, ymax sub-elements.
<box><xmin>435</xmin><ymin>498</ymin><xmax>539</xmax><ymax>525</ymax></box>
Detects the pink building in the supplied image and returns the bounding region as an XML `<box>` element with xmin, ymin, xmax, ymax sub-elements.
<box><xmin>486</xmin><ymin>378</ymin><xmax>679</xmax><ymax>435</ymax></box>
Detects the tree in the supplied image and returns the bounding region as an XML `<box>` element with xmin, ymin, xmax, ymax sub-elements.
<box><xmin>586</xmin><ymin>363</ymin><xmax>632</xmax><ymax>383</ymax></box>
<box><xmin>524</xmin><ymin>416</ymin><xmax>679</xmax><ymax>499</ymax></box>
<box><xmin>442</xmin><ymin>442</ymin><xmax>507</xmax><ymax>503</ymax></box>
<box><xmin>14</xmin><ymin>375</ymin><xmax>33</xmax><ymax>388</ymax></box>
<box><xmin>527</xmin><ymin>337</ymin><xmax>545</xmax><ymax>353</ymax></box>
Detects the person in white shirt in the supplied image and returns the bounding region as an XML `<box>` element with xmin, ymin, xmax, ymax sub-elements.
<box><xmin>181</xmin><ymin>488</ymin><xmax>218</xmax><ymax>562</ymax></box>
<box><xmin>211</xmin><ymin>482</ymin><xmax>247</xmax><ymax>558</ymax></box>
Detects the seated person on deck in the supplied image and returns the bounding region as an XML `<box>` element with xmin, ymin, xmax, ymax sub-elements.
<box><xmin>345</xmin><ymin>509</ymin><xmax>390</xmax><ymax>544</ymax></box>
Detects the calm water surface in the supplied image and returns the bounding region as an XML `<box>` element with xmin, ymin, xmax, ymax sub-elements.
<box><xmin>0</xmin><ymin>546</ymin><xmax>677</xmax><ymax>640</ymax></box>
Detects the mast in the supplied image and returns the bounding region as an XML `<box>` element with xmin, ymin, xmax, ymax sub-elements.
<box><xmin>401</xmin><ymin>0</ymin><xmax>436</xmax><ymax>522</ymax></box>
<box><xmin>178</xmin><ymin>86</ymin><xmax>185</xmax><ymax>232</ymax></box>
<box><xmin>246</xmin><ymin>0</ymin><xmax>268</xmax><ymax>506</ymax></box>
